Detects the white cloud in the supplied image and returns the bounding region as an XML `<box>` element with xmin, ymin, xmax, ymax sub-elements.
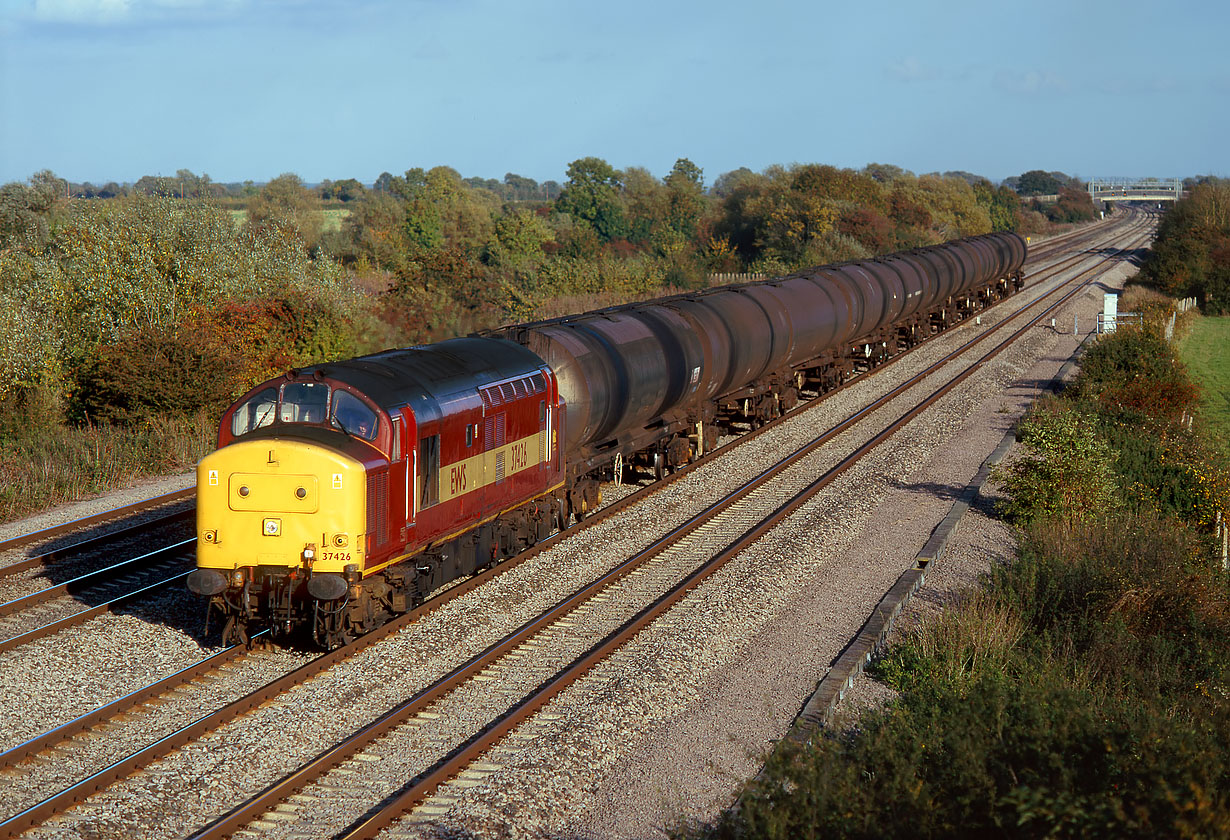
<box><xmin>888</xmin><ymin>56</ymin><xmax>940</xmax><ymax>83</ymax></box>
<box><xmin>5</xmin><ymin>0</ymin><xmax>240</xmax><ymax>25</ymax></box>
<box><xmin>32</xmin><ymin>0</ymin><xmax>132</xmax><ymax>22</ymax></box>
<box><xmin>993</xmin><ymin>69</ymin><xmax>1069</xmax><ymax>96</ymax></box>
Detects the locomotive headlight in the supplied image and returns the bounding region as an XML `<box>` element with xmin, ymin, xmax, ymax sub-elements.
<box><xmin>333</xmin><ymin>534</ymin><xmax>348</xmax><ymax>548</ymax></box>
<box><xmin>303</xmin><ymin>544</ymin><xmax>316</xmax><ymax>562</ymax></box>
<box><xmin>263</xmin><ymin>518</ymin><xmax>281</xmax><ymax>536</ymax></box>
<box><xmin>202</xmin><ymin>529</ymin><xmax>218</xmax><ymax>543</ymax></box>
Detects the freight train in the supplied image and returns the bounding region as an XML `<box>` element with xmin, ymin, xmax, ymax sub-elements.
<box><xmin>187</xmin><ymin>232</ymin><xmax>1027</xmax><ymax>648</ymax></box>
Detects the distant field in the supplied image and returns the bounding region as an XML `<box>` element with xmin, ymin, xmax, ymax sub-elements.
<box><xmin>227</xmin><ymin>208</ymin><xmax>349</xmax><ymax>232</ymax></box>
<box><xmin>1179</xmin><ymin>315</ymin><xmax>1230</xmax><ymax>453</ymax></box>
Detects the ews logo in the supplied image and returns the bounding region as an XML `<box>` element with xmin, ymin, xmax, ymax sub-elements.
<box><xmin>450</xmin><ymin>463</ymin><xmax>468</xmax><ymax>495</ymax></box>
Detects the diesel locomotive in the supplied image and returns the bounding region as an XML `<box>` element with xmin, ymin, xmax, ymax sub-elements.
<box><xmin>188</xmin><ymin>232</ymin><xmax>1026</xmax><ymax>648</ymax></box>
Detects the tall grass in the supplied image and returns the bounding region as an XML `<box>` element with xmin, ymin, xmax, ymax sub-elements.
<box><xmin>0</xmin><ymin>411</ymin><xmax>214</xmax><ymax>524</ymax></box>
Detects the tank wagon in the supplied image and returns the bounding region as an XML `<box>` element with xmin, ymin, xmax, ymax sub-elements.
<box><xmin>496</xmin><ymin>231</ymin><xmax>1025</xmax><ymax>514</ymax></box>
<box><xmin>188</xmin><ymin>232</ymin><xmax>1025</xmax><ymax>647</ymax></box>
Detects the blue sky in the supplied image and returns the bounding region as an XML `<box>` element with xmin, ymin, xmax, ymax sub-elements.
<box><xmin>1</xmin><ymin>0</ymin><xmax>1225</xmax><ymax>187</ymax></box>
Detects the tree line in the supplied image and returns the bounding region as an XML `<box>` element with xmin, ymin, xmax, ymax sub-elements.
<box><xmin>0</xmin><ymin>158</ymin><xmax>1101</xmax><ymax>436</ymax></box>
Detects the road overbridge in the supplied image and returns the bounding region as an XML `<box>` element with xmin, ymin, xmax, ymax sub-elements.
<box><xmin>1088</xmin><ymin>177</ymin><xmax>1182</xmax><ymax>202</ymax></box>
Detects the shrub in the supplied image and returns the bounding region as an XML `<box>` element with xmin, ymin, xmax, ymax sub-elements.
<box><xmin>994</xmin><ymin>398</ymin><xmax>1120</xmax><ymax>523</ymax></box>
<box><xmin>70</xmin><ymin>320</ymin><xmax>248</xmax><ymax>425</ymax></box>
<box><xmin>996</xmin><ymin>516</ymin><xmax>1229</xmax><ymax>699</ymax></box>
<box><xmin>1068</xmin><ymin>326</ymin><xmax>1195</xmax><ymax>415</ymax></box>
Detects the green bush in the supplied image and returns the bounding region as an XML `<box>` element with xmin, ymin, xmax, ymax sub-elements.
<box><xmin>994</xmin><ymin>398</ymin><xmax>1120</xmax><ymax>523</ymax></box>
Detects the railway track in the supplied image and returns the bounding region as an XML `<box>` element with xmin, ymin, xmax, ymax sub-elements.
<box><xmin>193</xmin><ymin>213</ymin><xmax>1154</xmax><ymax>839</ymax></box>
<box><xmin>0</xmin><ymin>212</ymin><xmax>1126</xmax><ymax>655</ymax></box>
<box><xmin>0</xmin><ymin>211</ymin><xmax>1152</xmax><ymax>838</ymax></box>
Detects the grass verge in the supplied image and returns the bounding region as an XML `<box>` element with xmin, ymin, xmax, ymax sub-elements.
<box><xmin>0</xmin><ymin>412</ymin><xmax>214</xmax><ymax>526</ymax></box>
<box><xmin>1179</xmin><ymin>315</ymin><xmax>1230</xmax><ymax>457</ymax></box>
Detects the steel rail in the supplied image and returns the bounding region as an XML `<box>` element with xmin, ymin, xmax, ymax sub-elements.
<box><xmin>0</xmin><ymin>633</ymin><xmax>261</xmax><ymax>772</ymax></box>
<box><xmin>0</xmin><ymin>539</ymin><xmax>195</xmax><ymax>619</ymax></box>
<box><xmin>0</xmin><ymin>488</ymin><xmax>194</xmax><ymax>555</ymax></box>
<box><xmin>0</xmin><ymin>569</ymin><xmax>191</xmax><ymax>656</ymax></box>
<box><xmin>0</xmin><ymin>509</ymin><xmax>194</xmax><ymax>581</ymax></box>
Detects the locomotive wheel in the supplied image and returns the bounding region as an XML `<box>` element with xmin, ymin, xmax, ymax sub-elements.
<box><xmin>653</xmin><ymin>451</ymin><xmax>666</xmax><ymax>482</ymax></box>
<box><xmin>222</xmin><ymin>616</ymin><xmax>250</xmax><ymax>648</ymax></box>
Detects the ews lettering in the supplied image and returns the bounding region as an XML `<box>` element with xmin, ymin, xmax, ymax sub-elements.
<box><xmin>450</xmin><ymin>463</ymin><xmax>468</xmax><ymax>495</ymax></box>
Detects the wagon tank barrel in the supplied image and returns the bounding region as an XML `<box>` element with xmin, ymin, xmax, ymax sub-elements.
<box><xmin>489</xmin><ymin>232</ymin><xmax>1026</xmax><ymax>457</ymax></box>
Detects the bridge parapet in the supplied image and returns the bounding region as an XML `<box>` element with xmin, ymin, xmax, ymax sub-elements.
<box><xmin>1089</xmin><ymin>177</ymin><xmax>1181</xmax><ymax>202</ymax></box>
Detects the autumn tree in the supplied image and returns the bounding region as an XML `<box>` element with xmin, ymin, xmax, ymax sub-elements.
<box><xmin>914</xmin><ymin>175</ymin><xmax>992</xmax><ymax>238</ymax></box>
<box><xmin>1016</xmin><ymin>170</ymin><xmax>1065</xmax><ymax>196</ymax></box>
<box><xmin>0</xmin><ymin>170</ymin><xmax>66</xmax><ymax>251</ymax></box>
<box><xmin>485</xmin><ymin>209</ymin><xmax>555</xmax><ymax>270</ymax></box>
<box><xmin>664</xmin><ymin>157</ymin><xmax>706</xmax><ymax>244</ymax></box>
<box><xmin>556</xmin><ymin>157</ymin><xmax>629</xmax><ymax>242</ymax></box>
<box><xmin>621</xmin><ymin>167</ymin><xmax>668</xmax><ymax>248</ymax></box>
<box><xmin>1044</xmin><ymin>187</ymin><xmax>1097</xmax><ymax>224</ymax></box>
<box><xmin>862</xmin><ymin>162</ymin><xmax>911</xmax><ymax>184</ymax></box>
<box><xmin>972</xmin><ymin>178</ymin><xmax>1021</xmax><ymax>232</ymax></box>
<box><xmin>343</xmin><ymin>191</ymin><xmax>409</xmax><ymax>271</ymax></box>
<box><xmin>1144</xmin><ymin>181</ymin><xmax>1230</xmax><ymax>312</ymax></box>
<box><xmin>320</xmin><ymin>178</ymin><xmax>365</xmax><ymax>202</ymax></box>
<box><xmin>245</xmin><ymin>173</ymin><xmax>325</xmax><ymax>252</ymax></box>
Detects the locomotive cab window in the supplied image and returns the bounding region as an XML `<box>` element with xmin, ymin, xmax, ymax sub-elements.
<box><xmin>332</xmin><ymin>390</ymin><xmax>378</xmax><ymax>441</ymax></box>
<box><xmin>281</xmin><ymin>382</ymin><xmax>329</xmax><ymax>424</ymax></box>
<box><xmin>231</xmin><ymin>387</ymin><xmax>277</xmax><ymax>436</ymax></box>
<box><xmin>418</xmin><ymin>435</ymin><xmax>440</xmax><ymax>508</ymax></box>
<box><xmin>465</xmin><ymin>424</ymin><xmax>473</xmax><ymax>447</ymax></box>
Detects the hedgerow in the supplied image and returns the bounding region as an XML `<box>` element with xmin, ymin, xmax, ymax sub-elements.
<box><xmin>0</xmin><ymin>195</ymin><xmax>365</xmax><ymax>427</ymax></box>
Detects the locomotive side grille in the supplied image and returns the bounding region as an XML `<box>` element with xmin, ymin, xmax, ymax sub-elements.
<box><xmin>365</xmin><ymin>475</ymin><xmax>376</xmax><ymax>534</ymax></box>
<box><xmin>495</xmin><ymin>452</ymin><xmax>505</xmax><ymax>483</ymax></box>
<box><xmin>484</xmin><ymin>417</ymin><xmax>494</xmax><ymax>450</ymax></box>
<box><xmin>367</xmin><ymin>471</ymin><xmax>389</xmax><ymax>548</ymax></box>
<box><xmin>495</xmin><ymin>413</ymin><xmax>506</xmax><ymax>447</ymax></box>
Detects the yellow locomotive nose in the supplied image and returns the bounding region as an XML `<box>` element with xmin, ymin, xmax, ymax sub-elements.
<box><xmin>195</xmin><ymin>439</ymin><xmax>368</xmax><ymax>581</ymax></box>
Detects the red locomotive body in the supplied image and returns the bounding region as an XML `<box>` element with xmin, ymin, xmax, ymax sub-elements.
<box><xmin>193</xmin><ymin>337</ymin><xmax>567</xmax><ymax>647</ymax></box>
